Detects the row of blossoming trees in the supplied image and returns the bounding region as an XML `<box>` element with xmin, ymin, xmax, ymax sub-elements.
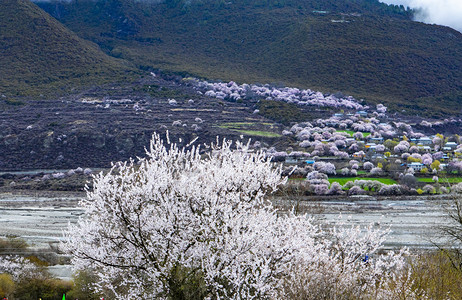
<box><xmin>183</xmin><ymin>78</ymin><xmax>462</xmax><ymax>196</ymax></box>
<box><xmin>191</xmin><ymin>78</ymin><xmax>367</xmax><ymax>111</ymax></box>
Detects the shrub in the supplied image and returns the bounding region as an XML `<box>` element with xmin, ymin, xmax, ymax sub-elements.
<box><xmin>431</xmin><ymin>160</ymin><xmax>441</xmax><ymax>171</ymax></box>
<box><xmin>0</xmin><ymin>274</ymin><xmax>14</xmax><ymax>299</ymax></box>
<box><xmin>439</xmin><ymin>186</ymin><xmax>449</xmax><ymax>194</ymax></box>
<box><xmin>370</xmin><ymin>167</ymin><xmax>383</xmax><ymax>175</ymax></box>
<box><xmin>401</xmin><ymin>173</ymin><xmax>417</xmax><ymax>187</ymax></box>
<box><xmin>378</xmin><ymin>184</ymin><xmax>403</xmax><ymax>195</ymax></box>
<box><xmin>0</xmin><ymin>238</ymin><xmax>28</xmax><ymax>254</ymax></box>
<box><xmin>363</xmin><ymin>162</ymin><xmax>373</xmax><ymax>170</ymax></box>
<box><xmin>14</xmin><ymin>278</ymin><xmax>72</xmax><ymax>300</ymax></box>
<box><xmin>451</xmin><ymin>182</ymin><xmax>462</xmax><ymax>194</ymax></box>
<box><xmin>327</xmin><ymin>182</ymin><xmax>344</xmax><ymax>195</ymax></box>
<box><xmin>409</xmin><ymin>252</ymin><xmax>462</xmax><ymax>300</ymax></box>
<box><xmin>422</xmin><ymin>185</ymin><xmax>436</xmax><ymax>194</ymax></box>
<box><xmin>348</xmin><ymin>185</ymin><xmax>364</xmax><ymax>195</ymax></box>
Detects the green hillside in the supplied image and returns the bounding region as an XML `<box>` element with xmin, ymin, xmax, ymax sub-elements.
<box><xmin>35</xmin><ymin>0</ymin><xmax>462</xmax><ymax>117</ymax></box>
<box><xmin>0</xmin><ymin>0</ymin><xmax>132</xmax><ymax>97</ymax></box>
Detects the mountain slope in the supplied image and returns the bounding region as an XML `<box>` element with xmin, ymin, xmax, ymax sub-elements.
<box><xmin>34</xmin><ymin>0</ymin><xmax>462</xmax><ymax>116</ymax></box>
<box><xmin>0</xmin><ymin>0</ymin><xmax>132</xmax><ymax>97</ymax></box>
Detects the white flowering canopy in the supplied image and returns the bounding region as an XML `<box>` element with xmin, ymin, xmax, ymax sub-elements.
<box><xmin>63</xmin><ymin>133</ymin><xmax>414</xmax><ymax>299</ymax></box>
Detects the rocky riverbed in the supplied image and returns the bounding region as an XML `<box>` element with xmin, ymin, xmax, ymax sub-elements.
<box><xmin>0</xmin><ymin>191</ymin><xmax>84</xmax><ymax>246</ymax></box>
<box><xmin>0</xmin><ymin>191</ymin><xmax>84</xmax><ymax>280</ymax></box>
<box><xmin>0</xmin><ymin>191</ymin><xmax>455</xmax><ymax>250</ymax></box>
<box><xmin>0</xmin><ymin>191</ymin><xmax>457</xmax><ymax>279</ymax></box>
<box><xmin>273</xmin><ymin>194</ymin><xmax>455</xmax><ymax>249</ymax></box>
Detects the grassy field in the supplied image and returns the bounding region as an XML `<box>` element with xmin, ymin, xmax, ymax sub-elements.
<box><xmin>337</xmin><ymin>130</ymin><xmax>371</xmax><ymax>138</ymax></box>
<box><xmin>418</xmin><ymin>177</ymin><xmax>462</xmax><ymax>184</ymax></box>
<box><xmin>217</xmin><ymin>122</ymin><xmax>281</xmax><ymax>137</ymax></box>
<box><xmin>219</xmin><ymin>122</ymin><xmax>274</xmax><ymax>128</ymax></box>
<box><xmin>328</xmin><ymin>177</ymin><xmax>397</xmax><ymax>185</ymax></box>
<box><xmin>229</xmin><ymin>130</ymin><xmax>281</xmax><ymax>138</ymax></box>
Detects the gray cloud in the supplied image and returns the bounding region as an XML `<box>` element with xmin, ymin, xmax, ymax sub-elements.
<box><xmin>381</xmin><ymin>0</ymin><xmax>462</xmax><ymax>33</ymax></box>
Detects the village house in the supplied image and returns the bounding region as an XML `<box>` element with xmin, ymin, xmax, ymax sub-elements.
<box><xmin>285</xmin><ymin>157</ymin><xmax>298</xmax><ymax>164</ymax></box>
<box><xmin>408</xmin><ymin>162</ymin><xmax>424</xmax><ymax>171</ymax></box>
<box><xmin>418</xmin><ymin>145</ymin><xmax>432</xmax><ymax>152</ymax></box>
<box><xmin>417</xmin><ymin>137</ymin><xmax>432</xmax><ymax>145</ymax></box>
<box><xmin>353</xmin><ymin>151</ymin><xmax>366</xmax><ymax>159</ymax></box>
<box><xmin>368</xmin><ymin>137</ymin><xmax>384</xmax><ymax>144</ymax></box>
<box><xmin>285</xmin><ymin>156</ymin><xmax>314</xmax><ymax>165</ymax></box>
<box><xmin>445</xmin><ymin>142</ymin><xmax>458</xmax><ymax>149</ymax></box>
<box><xmin>365</xmin><ymin>143</ymin><xmax>376</xmax><ymax>150</ymax></box>
<box><xmin>345</xmin><ymin>138</ymin><xmax>355</xmax><ymax>145</ymax></box>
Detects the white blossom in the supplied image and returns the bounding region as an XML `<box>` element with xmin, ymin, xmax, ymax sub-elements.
<box><xmin>63</xmin><ymin>134</ymin><xmax>412</xmax><ymax>299</ymax></box>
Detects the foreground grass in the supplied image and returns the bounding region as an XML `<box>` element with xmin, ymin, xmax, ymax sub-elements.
<box><xmin>409</xmin><ymin>252</ymin><xmax>462</xmax><ymax>299</ymax></box>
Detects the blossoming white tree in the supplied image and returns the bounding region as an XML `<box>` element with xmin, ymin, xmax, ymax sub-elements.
<box><xmin>64</xmin><ymin>133</ymin><xmax>416</xmax><ymax>299</ymax></box>
<box><xmin>0</xmin><ymin>255</ymin><xmax>40</xmax><ymax>282</ymax></box>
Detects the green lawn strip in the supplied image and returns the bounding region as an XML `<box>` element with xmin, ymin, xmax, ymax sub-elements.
<box><xmin>216</xmin><ymin>122</ymin><xmax>281</xmax><ymax>137</ymax></box>
<box><xmin>230</xmin><ymin>129</ymin><xmax>281</xmax><ymax>138</ymax></box>
<box><xmin>328</xmin><ymin>177</ymin><xmax>397</xmax><ymax>186</ymax></box>
<box><xmin>337</xmin><ymin>130</ymin><xmax>371</xmax><ymax>138</ymax></box>
<box><xmin>219</xmin><ymin>122</ymin><xmax>257</xmax><ymax>129</ymax></box>
<box><xmin>218</xmin><ymin>122</ymin><xmax>276</xmax><ymax>129</ymax></box>
<box><xmin>418</xmin><ymin>177</ymin><xmax>462</xmax><ymax>183</ymax></box>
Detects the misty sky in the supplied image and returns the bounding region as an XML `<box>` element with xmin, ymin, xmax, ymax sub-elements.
<box><xmin>380</xmin><ymin>0</ymin><xmax>462</xmax><ymax>33</ymax></box>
